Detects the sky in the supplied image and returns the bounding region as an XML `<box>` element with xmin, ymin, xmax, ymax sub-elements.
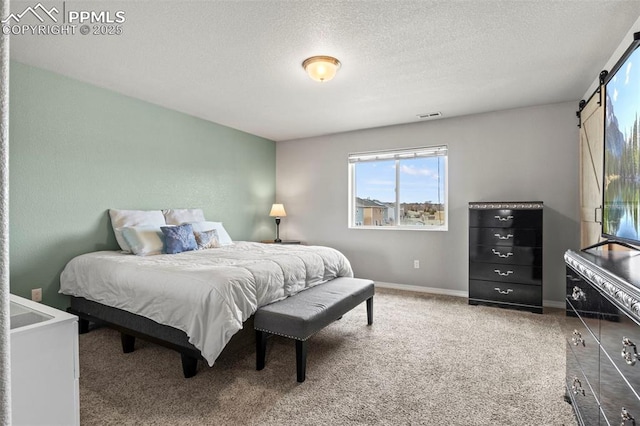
<box><xmin>354</xmin><ymin>157</ymin><xmax>445</xmax><ymax>204</ymax></box>
<box><xmin>607</xmin><ymin>46</ymin><xmax>640</xmax><ymax>138</ymax></box>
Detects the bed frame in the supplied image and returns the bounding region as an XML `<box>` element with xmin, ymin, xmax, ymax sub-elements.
<box><xmin>68</xmin><ymin>296</ymin><xmax>253</xmax><ymax>378</ymax></box>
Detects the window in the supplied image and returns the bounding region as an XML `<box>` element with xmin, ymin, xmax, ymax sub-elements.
<box><xmin>348</xmin><ymin>145</ymin><xmax>447</xmax><ymax>230</ymax></box>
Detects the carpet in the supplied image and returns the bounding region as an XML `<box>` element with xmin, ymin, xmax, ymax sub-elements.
<box><xmin>78</xmin><ymin>288</ymin><xmax>577</xmax><ymax>425</ymax></box>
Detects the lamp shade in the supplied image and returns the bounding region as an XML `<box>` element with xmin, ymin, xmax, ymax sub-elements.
<box><xmin>269</xmin><ymin>204</ymin><xmax>287</xmax><ymax>217</ymax></box>
<box><xmin>302</xmin><ymin>56</ymin><xmax>341</xmax><ymax>82</ymax></box>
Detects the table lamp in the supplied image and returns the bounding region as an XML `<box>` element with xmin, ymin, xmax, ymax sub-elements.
<box><xmin>269</xmin><ymin>204</ymin><xmax>287</xmax><ymax>243</ymax></box>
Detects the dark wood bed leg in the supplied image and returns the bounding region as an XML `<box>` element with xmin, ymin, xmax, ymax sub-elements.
<box><xmin>296</xmin><ymin>339</ymin><xmax>307</xmax><ymax>383</ymax></box>
<box><xmin>78</xmin><ymin>318</ymin><xmax>90</xmax><ymax>334</ymax></box>
<box><xmin>256</xmin><ymin>330</ymin><xmax>267</xmax><ymax>371</ymax></box>
<box><xmin>121</xmin><ymin>333</ymin><xmax>135</xmax><ymax>353</ymax></box>
<box><xmin>181</xmin><ymin>353</ymin><xmax>198</xmax><ymax>378</ymax></box>
<box><xmin>366</xmin><ymin>297</ymin><xmax>373</xmax><ymax>325</ymax></box>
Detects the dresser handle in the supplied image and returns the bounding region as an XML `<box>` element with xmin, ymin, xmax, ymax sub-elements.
<box><xmin>571</xmin><ymin>286</ymin><xmax>586</xmax><ymax>302</ymax></box>
<box><xmin>491</xmin><ymin>249</ymin><xmax>513</xmax><ymax>258</ymax></box>
<box><xmin>572</xmin><ymin>330</ymin><xmax>585</xmax><ymax>347</ymax></box>
<box><xmin>494</xmin><ymin>287</ymin><xmax>513</xmax><ymax>295</ymax></box>
<box><xmin>571</xmin><ymin>377</ymin><xmax>585</xmax><ymax>396</ymax></box>
<box><xmin>494</xmin><ymin>233</ymin><xmax>514</xmax><ymax>240</ymax></box>
<box><xmin>622</xmin><ymin>337</ymin><xmax>638</xmax><ymax>366</ymax></box>
<box><xmin>494</xmin><ymin>269</ymin><xmax>513</xmax><ymax>277</ymax></box>
<box><xmin>621</xmin><ymin>407</ymin><xmax>635</xmax><ymax>425</ymax></box>
<box><xmin>494</xmin><ymin>215</ymin><xmax>514</xmax><ymax>221</ymax></box>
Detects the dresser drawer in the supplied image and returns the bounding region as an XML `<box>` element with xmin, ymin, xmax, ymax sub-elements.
<box><xmin>469</xmin><ymin>262</ymin><xmax>541</xmax><ymax>285</ymax></box>
<box><xmin>599</xmin><ymin>295</ymin><xmax>640</xmax><ymax>397</ymax></box>
<box><xmin>566</xmin><ymin>267</ymin><xmax>601</xmax><ymax>318</ymax></box>
<box><xmin>566</xmin><ymin>298</ymin><xmax>600</xmax><ymax>344</ymax></box>
<box><xmin>566</xmin><ymin>343</ymin><xmax>601</xmax><ymax>426</ymax></box>
<box><xmin>469</xmin><ymin>208</ymin><xmax>542</xmax><ymax>229</ymax></box>
<box><xmin>469</xmin><ymin>245</ymin><xmax>541</xmax><ymax>266</ymax></box>
<box><xmin>469</xmin><ymin>227</ymin><xmax>541</xmax><ymax>247</ymax></box>
<box><xmin>599</xmin><ymin>348</ymin><xmax>640</xmax><ymax>426</ymax></box>
<box><xmin>469</xmin><ymin>280</ymin><xmax>541</xmax><ymax>306</ymax></box>
<box><xmin>566</xmin><ymin>306</ymin><xmax>600</xmax><ymax>393</ymax></box>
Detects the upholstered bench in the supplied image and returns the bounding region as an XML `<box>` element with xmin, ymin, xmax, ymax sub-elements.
<box><xmin>254</xmin><ymin>277</ymin><xmax>374</xmax><ymax>382</ymax></box>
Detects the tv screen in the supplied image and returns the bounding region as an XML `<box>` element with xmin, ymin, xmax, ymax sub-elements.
<box><xmin>603</xmin><ymin>36</ymin><xmax>640</xmax><ymax>246</ymax></box>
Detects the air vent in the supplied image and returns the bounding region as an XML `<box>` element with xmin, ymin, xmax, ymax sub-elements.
<box><xmin>417</xmin><ymin>112</ymin><xmax>442</xmax><ymax>119</ymax></box>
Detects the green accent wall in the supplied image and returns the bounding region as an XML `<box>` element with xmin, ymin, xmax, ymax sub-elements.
<box><xmin>9</xmin><ymin>61</ymin><xmax>276</xmax><ymax>309</ymax></box>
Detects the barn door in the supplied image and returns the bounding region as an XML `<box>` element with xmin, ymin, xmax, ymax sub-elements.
<box><xmin>579</xmin><ymin>93</ymin><xmax>604</xmax><ymax>248</ymax></box>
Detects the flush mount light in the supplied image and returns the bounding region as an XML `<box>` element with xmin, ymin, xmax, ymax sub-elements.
<box><xmin>302</xmin><ymin>55</ymin><xmax>341</xmax><ymax>82</ymax></box>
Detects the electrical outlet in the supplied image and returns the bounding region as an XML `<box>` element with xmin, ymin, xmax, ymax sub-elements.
<box><xmin>31</xmin><ymin>288</ymin><xmax>42</xmax><ymax>302</ymax></box>
<box><xmin>413</xmin><ymin>260</ymin><xmax>420</xmax><ymax>269</ymax></box>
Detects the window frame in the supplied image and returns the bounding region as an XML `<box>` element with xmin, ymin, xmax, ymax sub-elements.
<box><xmin>348</xmin><ymin>145</ymin><xmax>448</xmax><ymax>231</ymax></box>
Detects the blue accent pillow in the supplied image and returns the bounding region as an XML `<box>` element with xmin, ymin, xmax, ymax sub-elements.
<box><xmin>161</xmin><ymin>224</ymin><xmax>197</xmax><ymax>254</ymax></box>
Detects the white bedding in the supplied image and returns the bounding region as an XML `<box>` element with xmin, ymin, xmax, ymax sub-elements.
<box><xmin>59</xmin><ymin>241</ymin><xmax>353</xmax><ymax>366</ymax></box>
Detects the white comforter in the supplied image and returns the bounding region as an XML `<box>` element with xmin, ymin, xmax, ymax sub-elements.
<box><xmin>59</xmin><ymin>241</ymin><xmax>353</xmax><ymax>365</ymax></box>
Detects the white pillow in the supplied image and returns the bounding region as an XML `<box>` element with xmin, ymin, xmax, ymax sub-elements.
<box><xmin>109</xmin><ymin>209</ymin><xmax>166</xmax><ymax>252</ymax></box>
<box><xmin>189</xmin><ymin>221</ymin><xmax>233</xmax><ymax>246</ymax></box>
<box><xmin>120</xmin><ymin>226</ymin><xmax>165</xmax><ymax>256</ymax></box>
<box><xmin>163</xmin><ymin>209</ymin><xmax>206</xmax><ymax>225</ymax></box>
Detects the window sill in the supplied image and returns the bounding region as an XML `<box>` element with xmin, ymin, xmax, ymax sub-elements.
<box><xmin>348</xmin><ymin>225</ymin><xmax>448</xmax><ymax>231</ymax></box>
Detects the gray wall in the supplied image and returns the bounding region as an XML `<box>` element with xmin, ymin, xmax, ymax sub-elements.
<box><xmin>10</xmin><ymin>62</ymin><xmax>276</xmax><ymax>309</ymax></box>
<box><xmin>276</xmin><ymin>101</ymin><xmax>580</xmax><ymax>305</ymax></box>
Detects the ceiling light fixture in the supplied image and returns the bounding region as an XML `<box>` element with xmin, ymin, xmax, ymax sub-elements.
<box><xmin>302</xmin><ymin>56</ymin><xmax>341</xmax><ymax>82</ymax></box>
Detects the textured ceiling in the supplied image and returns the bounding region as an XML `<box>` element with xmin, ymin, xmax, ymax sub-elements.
<box><xmin>9</xmin><ymin>1</ymin><xmax>640</xmax><ymax>141</ymax></box>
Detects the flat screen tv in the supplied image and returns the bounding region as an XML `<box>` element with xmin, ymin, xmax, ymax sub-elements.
<box><xmin>603</xmin><ymin>32</ymin><xmax>640</xmax><ymax>247</ymax></box>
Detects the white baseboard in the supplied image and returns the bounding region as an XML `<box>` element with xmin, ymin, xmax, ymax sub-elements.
<box><xmin>372</xmin><ymin>281</ymin><xmax>565</xmax><ymax>309</ymax></box>
<box><xmin>543</xmin><ymin>300</ymin><xmax>565</xmax><ymax>309</ymax></box>
<box><xmin>373</xmin><ymin>281</ymin><xmax>468</xmax><ymax>298</ymax></box>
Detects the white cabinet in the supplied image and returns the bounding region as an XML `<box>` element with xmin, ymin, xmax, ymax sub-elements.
<box><xmin>10</xmin><ymin>294</ymin><xmax>79</xmax><ymax>426</ymax></box>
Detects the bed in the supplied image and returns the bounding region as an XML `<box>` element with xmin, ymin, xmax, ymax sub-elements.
<box><xmin>60</xmin><ymin>241</ymin><xmax>354</xmax><ymax>376</ymax></box>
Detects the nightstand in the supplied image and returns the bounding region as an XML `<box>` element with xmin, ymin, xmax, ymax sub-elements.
<box><xmin>260</xmin><ymin>240</ymin><xmax>301</xmax><ymax>245</ymax></box>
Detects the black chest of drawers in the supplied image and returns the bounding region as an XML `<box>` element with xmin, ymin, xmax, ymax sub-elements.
<box><xmin>565</xmin><ymin>248</ymin><xmax>640</xmax><ymax>426</ymax></box>
<box><xmin>468</xmin><ymin>201</ymin><xmax>543</xmax><ymax>314</ymax></box>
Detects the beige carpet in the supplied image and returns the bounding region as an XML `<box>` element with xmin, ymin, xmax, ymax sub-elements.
<box><xmin>78</xmin><ymin>289</ymin><xmax>577</xmax><ymax>425</ymax></box>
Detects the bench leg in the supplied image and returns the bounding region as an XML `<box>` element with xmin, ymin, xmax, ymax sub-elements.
<box><xmin>366</xmin><ymin>297</ymin><xmax>373</xmax><ymax>325</ymax></box>
<box><xmin>121</xmin><ymin>333</ymin><xmax>135</xmax><ymax>353</ymax></box>
<box><xmin>181</xmin><ymin>353</ymin><xmax>198</xmax><ymax>378</ymax></box>
<box><xmin>296</xmin><ymin>340</ymin><xmax>307</xmax><ymax>383</ymax></box>
<box><xmin>256</xmin><ymin>330</ymin><xmax>267</xmax><ymax>371</ymax></box>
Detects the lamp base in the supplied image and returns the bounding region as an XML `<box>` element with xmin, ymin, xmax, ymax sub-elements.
<box><xmin>274</xmin><ymin>218</ymin><xmax>282</xmax><ymax>244</ymax></box>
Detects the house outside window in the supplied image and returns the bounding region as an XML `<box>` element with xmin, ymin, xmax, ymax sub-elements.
<box><xmin>348</xmin><ymin>145</ymin><xmax>448</xmax><ymax>230</ymax></box>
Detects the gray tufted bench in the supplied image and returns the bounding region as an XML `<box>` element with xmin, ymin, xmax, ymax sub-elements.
<box><xmin>254</xmin><ymin>277</ymin><xmax>374</xmax><ymax>382</ymax></box>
